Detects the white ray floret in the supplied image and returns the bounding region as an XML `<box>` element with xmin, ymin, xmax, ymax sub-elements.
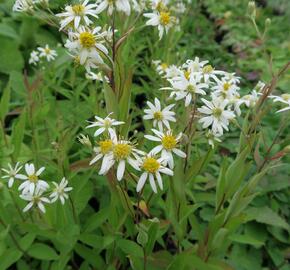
<box><xmin>38</xmin><ymin>45</ymin><xmax>57</xmax><ymax>62</ymax></box>
<box><xmin>95</xmin><ymin>0</ymin><xmax>131</xmax><ymax>16</ymax></box>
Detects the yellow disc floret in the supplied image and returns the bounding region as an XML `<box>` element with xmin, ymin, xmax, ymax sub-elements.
<box><xmin>113</xmin><ymin>143</ymin><xmax>132</xmax><ymax>160</ymax></box>
<box><xmin>160</xmin><ymin>12</ymin><xmax>170</xmax><ymax>26</ymax></box>
<box><xmin>281</xmin><ymin>94</ymin><xmax>290</xmax><ymax>101</ymax></box>
<box><xmin>153</xmin><ymin>111</ymin><xmax>163</xmax><ymax>121</ymax></box>
<box><xmin>162</xmin><ymin>135</ymin><xmax>177</xmax><ymax>150</ymax></box>
<box><xmin>161</xmin><ymin>63</ymin><xmax>168</xmax><ymax>70</ymax></box>
<box><xmin>72</xmin><ymin>4</ymin><xmax>85</xmax><ymax>15</ymax></box>
<box><xmin>202</xmin><ymin>65</ymin><xmax>213</xmax><ymax>74</ymax></box>
<box><xmin>184</xmin><ymin>70</ymin><xmax>191</xmax><ymax>80</ymax></box>
<box><xmin>223</xmin><ymin>82</ymin><xmax>231</xmax><ymax>91</ymax></box>
<box><xmin>28</xmin><ymin>174</ymin><xmax>38</xmax><ymax>183</ymax></box>
<box><xmin>143</xmin><ymin>157</ymin><xmax>160</xmax><ymax>173</ymax></box>
<box><xmin>79</xmin><ymin>32</ymin><xmax>95</xmax><ymax>48</ymax></box>
<box><xmin>99</xmin><ymin>140</ymin><xmax>113</xmax><ymax>154</ymax></box>
<box><xmin>213</xmin><ymin>108</ymin><xmax>222</xmax><ymax>118</ymax></box>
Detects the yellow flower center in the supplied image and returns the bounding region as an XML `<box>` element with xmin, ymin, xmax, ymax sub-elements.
<box><xmin>162</xmin><ymin>135</ymin><xmax>177</xmax><ymax>150</ymax></box>
<box><xmin>44</xmin><ymin>48</ymin><xmax>51</xmax><ymax>54</ymax></box>
<box><xmin>184</xmin><ymin>70</ymin><xmax>191</xmax><ymax>80</ymax></box>
<box><xmin>161</xmin><ymin>63</ymin><xmax>168</xmax><ymax>70</ymax></box>
<box><xmin>103</xmin><ymin>119</ymin><xmax>111</xmax><ymax>129</ymax></box>
<box><xmin>223</xmin><ymin>82</ymin><xmax>231</xmax><ymax>91</ymax></box>
<box><xmin>28</xmin><ymin>174</ymin><xmax>38</xmax><ymax>183</ymax></box>
<box><xmin>202</xmin><ymin>65</ymin><xmax>213</xmax><ymax>74</ymax></box>
<box><xmin>187</xmin><ymin>84</ymin><xmax>196</xmax><ymax>92</ymax></box>
<box><xmin>99</xmin><ymin>140</ymin><xmax>113</xmax><ymax>154</ymax></box>
<box><xmin>113</xmin><ymin>143</ymin><xmax>132</xmax><ymax>160</ymax></box>
<box><xmin>153</xmin><ymin>111</ymin><xmax>163</xmax><ymax>120</ymax></box>
<box><xmin>79</xmin><ymin>32</ymin><xmax>95</xmax><ymax>48</ymax></box>
<box><xmin>281</xmin><ymin>94</ymin><xmax>290</xmax><ymax>101</ymax></box>
<box><xmin>72</xmin><ymin>4</ymin><xmax>85</xmax><ymax>15</ymax></box>
<box><xmin>143</xmin><ymin>157</ymin><xmax>160</xmax><ymax>173</ymax></box>
<box><xmin>160</xmin><ymin>12</ymin><xmax>170</xmax><ymax>26</ymax></box>
<box><xmin>213</xmin><ymin>108</ymin><xmax>222</xmax><ymax>118</ymax></box>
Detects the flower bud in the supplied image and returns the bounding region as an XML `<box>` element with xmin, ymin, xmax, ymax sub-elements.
<box><xmin>78</xmin><ymin>134</ymin><xmax>92</xmax><ymax>147</ymax></box>
<box><xmin>283</xmin><ymin>145</ymin><xmax>290</xmax><ymax>153</ymax></box>
<box><xmin>265</xmin><ymin>18</ymin><xmax>271</xmax><ymax>28</ymax></box>
<box><xmin>248</xmin><ymin>1</ymin><xmax>256</xmax><ymax>17</ymax></box>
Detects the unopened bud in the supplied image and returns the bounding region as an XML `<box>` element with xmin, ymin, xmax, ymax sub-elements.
<box><xmin>248</xmin><ymin>1</ymin><xmax>256</xmax><ymax>17</ymax></box>
<box><xmin>78</xmin><ymin>134</ymin><xmax>92</xmax><ymax>147</ymax></box>
<box><xmin>283</xmin><ymin>145</ymin><xmax>290</xmax><ymax>153</ymax></box>
<box><xmin>265</xmin><ymin>18</ymin><xmax>271</xmax><ymax>27</ymax></box>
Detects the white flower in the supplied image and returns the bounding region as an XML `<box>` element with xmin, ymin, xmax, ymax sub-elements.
<box><xmin>1</xmin><ymin>163</ymin><xmax>23</xmax><ymax>188</ymax></box>
<box><xmin>143</xmin><ymin>98</ymin><xmax>176</xmax><ymax>131</ymax></box>
<box><xmin>145</xmin><ymin>129</ymin><xmax>186</xmax><ymax>169</ymax></box>
<box><xmin>164</xmin><ymin>73</ymin><xmax>208</xmax><ymax>106</ymax></box>
<box><xmin>96</xmin><ymin>0</ymin><xmax>131</xmax><ymax>16</ymax></box>
<box><xmin>86</xmin><ymin>71</ymin><xmax>109</xmax><ymax>82</ymax></box>
<box><xmin>20</xmin><ymin>187</ymin><xmax>50</xmax><ymax>213</ymax></box>
<box><xmin>29</xmin><ymin>50</ymin><xmax>39</xmax><ymax>65</ymax></box>
<box><xmin>50</xmin><ymin>178</ymin><xmax>73</xmax><ymax>205</ymax></box>
<box><xmin>56</xmin><ymin>0</ymin><xmax>98</xmax><ymax>30</ymax></box>
<box><xmin>13</xmin><ymin>0</ymin><xmax>34</xmax><ymax>12</ymax></box>
<box><xmin>223</xmin><ymin>72</ymin><xmax>241</xmax><ymax>84</ymax></box>
<box><xmin>182</xmin><ymin>57</ymin><xmax>208</xmax><ymax>73</ymax></box>
<box><xmin>200</xmin><ymin>64</ymin><xmax>225</xmax><ymax>82</ymax></box>
<box><xmin>144</xmin><ymin>11</ymin><xmax>176</xmax><ymax>39</ymax></box>
<box><xmin>205</xmin><ymin>130</ymin><xmax>222</xmax><ymax>148</ymax></box>
<box><xmin>37</xmin><ymin>45</ymin><xmax>57</xmax><ymax>62</ymax></box>
<box><xmin>90</xmin><ymin>137</ymin><xmax>143</xmax><ymax>180</ymax></box>
<box><xmin>198</xmin><ymin>98</ymin><xmax>235</xmax><ymax>135</ymax></box>
<box><xmin>241</xmin><ymin>90</ymin><xmax>259</xmax><ymax>108</ymax></box>
<box><xmin>65</xmin><ymin>26</ymin><xmax>108</xmax><ymax>65</ymax></box>
<box><xmin>17</xmin><ymin>163</ymin><xmax>49</xmax><ymax>194</ymax></box>
<box><xmin>211</xmin><ymin>78</ymin><xmax>239</xmax><ymax>100</ymax></box>
<box><xmin>86</xmin><ymin>113</ymin><xmax>124</xmax><ymax>138</ymax></box>
<box><xmin>269</xmin><ymin>93</ymin><xmax>290</xmax><ymax>113</ymax></box>
<box><xmin>136</xmin><ymin>155</ymin><xmax>173</xmax><ymax>193</ymax></box>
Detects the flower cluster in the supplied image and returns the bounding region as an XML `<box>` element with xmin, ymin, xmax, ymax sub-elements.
<box><xmin>1</xmin><ymin>163</ymin><xmax>72</xmax><ymax>213</ymax></box>
<box><xmin>86</xmin><ymin>109</ymin><xmax>186</xmax><ymax>193</ymax></box>
<box><xmin>13</xmin><ymin>0</ymin><xmax>48</xmax><ymax>13</ymax></box>
<box><xmin>29</xmin><ymin>44</ymin><xmax>57</xmax><ymax>65</ymax></box>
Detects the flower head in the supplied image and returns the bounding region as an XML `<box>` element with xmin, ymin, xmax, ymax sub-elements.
<box><xmin>37</xmin><ymin>45</ymin><xmax>57</xmax><ymax>62</ymax></box>
<box><xmin>50</xmin><ymin>178</ymin><xmax>73</xmax><ymax>205</ymax></box>
<box><xmin>1</xmin><ymin>163</ymin><xmax>23</xmax><ymax>188</ymax></box>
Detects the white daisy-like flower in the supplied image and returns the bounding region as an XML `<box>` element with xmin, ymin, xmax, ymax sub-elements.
<box><xmin>17</xmin><ymin>163</ymin><xmax>49</xmax><ymax>194</ymax></box>
<box><xmin>29</xmin><ymin>50</ymin><xmax>40</xmax><ymax>65</ymax></box>
<box><xmin>56</xmin><ymin>0</ymin><xmax>98</xmax><ymax>30</ymax></box>
<box><xmin>65</xmin><ymin>26</ymin><xmax>108</xmax><ymax>65</ymax></box>
<box><xmin>143</xmin><ymin>98</ymin><xmax>176</xmax><ymax>131</ymax></box>
<box><xmin>241</xmin><ymin>90</ymin><xmax>259</xmax><ymax>108</ymax></box>
<box><xmin>164</xmin><ymin>73</ymin><xmax>208</xmax><ymax>106</ymax></box>
<box><xmin>136</xmin><ymin>155</ymin><xmax>173</xmax><ymax>193</ymax></box>
<box><xmin>205</xmin><ymin>130</ymin><xmax>222</xmax><ymax>149</ymax></box>
<box><xmin>50</xmin><ymin>178</ymin><xmax>73</xmax><ymax>205</ymax></box>
<box><xmin>1</xmin><ymin>163</ymin><xmax>23</xmax><ymax>188</ymax></box>
<box><xmin>145</xmin><ymin>129</ymin><xmax>186</xmax><ymax>169</ymax></box>
<box><xmin>95</xmin><ymin>0</ymin><xmax>131</xmax><ymax>16</ymax></box>
<box><xmin>223</xmin><ymin>72</ymin><xmax>241</xmax><ymax>84</ymax></box>
<box><xmin>269</xmin><ymin>93</ymin><xmax>290</xmax><ymax>113</ymax></box>
<box><xmin>86</xmin><ymin>113</ymin><xmax>124</xmax><ymax>138</ymax></box>
<box><xmin>211</xmin><ymin>78</ymin><xmax>239</xmax><ymax>100</ymax></box>
<box><xmin>164</xmin><ymin>65</ymin><xmax>183</xmax><ymax>79</ymax></box>
<box><xmin>144</xmin><ymin>11</ymin><xmax>176</xmax><ymax>40</ymax></box>
<box><xmin>37</xmin><ymin>45</ymin><xmax>57</xmax><ymax>62</ymax></box>
<box><xmin>153</xmin><ymin>60</ymin><xmax>169</xmax><ymax>76</ymax></box>
<box><xmin>13</xmin><ymin>0</ymin><xmax>34</xmax><ymax>12</ymax></box>
<box><xmin>20</xmin><ymin>187</ymin><xmax>50</xmax><ymax>213</ymax></box>
<box><xmin>198</xmin><ymin>98</ymin><xmax>235</xmax><ymax>135</ymax></box>
<box><xmin>200</xmin><ymin>64</ymin><xmax>225</xmax><ymax>83</ymax></box>
<box><xmin>182</xmin><ymin>57</ymin><xmax>208</xmax><ymax>73</ymax></box>
<box><xmin>85</xmin><ymin>71</ymin><xmax>109</xmax><ymax>82</ymax></box>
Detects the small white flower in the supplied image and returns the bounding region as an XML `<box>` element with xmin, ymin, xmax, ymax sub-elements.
<box><xmin>37</xmin><ymin>45</ymin><xmax>57</xmax><ymax>62</ymax></box>
<box><xmin>200</xmin><ymin>64</ymin><xmax>225</xmax><ymax>82</ymax></box>
<box><xmin>13</xmin><ymin>0</ymin><xmax>34</xmax><ymax>12</ymax></box>
<box><xmin>223</xmin><ymin>72</ymin><xmax>241</xmax><ymax>84</ymax></box>
<box><xmin>145</xmin><ymin>129</ymin><xmax>186</xmax><ymax>169</ymax></box>
<box><xmin>86</xmin><ymin>71</ymin><xmax>109</xmax><ymax>82</ymax></box>
<box><xmin>241</xmin><ymin>90</ymin><xmax>259</xmax><ymax>108</ymax></box>
<box><xmin>205</xmin><ymin>130</ymin><xmax>222</xmax><ymax>148</ymax></box>
<box><xmin>86</xmin><ymin>113</ymin><xmax>124</xmax><ymax>138</ymax></box>
<box><xmin>1</xmin><ymin>163</ymin><xmax>23</xmax><ymax>188</ymax></box>
<box><xmin>56</xmin><ymin>0</ymin><xmax>98</xmax><ymax>30</ymax></box>
<box><xmin>198</xmin><ymin>98</ymin><xmax>235</xmax><ymax>135</ymax></box>
<box><xmin>211</xmin><ymin>78</ymin><xmax>239</xmax><ymax>100</ymax></box>
<box><xmin>143</xmin><ymin>98</ymin><xmax>176</xmax><ymax>131</ymax></box>
<box><xmin>29</xmin><ymin>50</ymin><xmax>40</xmax><ymax>65</ymax></box>
<box><xmin>17</xmin><ymin>163</ymin><xmax>49</xmax><ymax>194</ymax></box>
<box><xmin>182</xmin><ymin>57</ymin><xmax>208</xmax><ymax>73</ymax></box>
<box><xmin>136</xmin><ymin>155</ymin><xmax>173</xmax><ymax>193</ymax></box>
<box><xmin>20</xmin><ymin>187</ymin><xmax>50</xmax><ymax>213</ymax></box>
<box><xmin>144</xmin><ymin>11</ymin><xmax>176</xmax><ymax>39</ymax></box>
<box><xmin>96</xmin><ymin>0</ymin><xmax>131</xmax><ymax>16</ymax></box>
<box><xmin>50</xmin><ymin>178</ymin><xmax>73</xmax><ymax>205</ymax></box>
<box><xmin>269</xmin><ymin>93</ymin><xmax>290</xmax><ymax>113</ymax></box>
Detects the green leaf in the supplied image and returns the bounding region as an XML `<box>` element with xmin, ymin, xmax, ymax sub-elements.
<box><xmin>0</xmin><ymin>85</ymin><xmax>10</xmax><ymax>121</ymax></box>
<box><xmin>117</xmin><ymin>239</ymin><xmax>143</xmax><ymax>258</ymax></box>
<box><xmin>11</xmin><ymin>109</ymin><xmax>26</xmax><ymax>159</ymax></box>
<box><xmin>28</xmin><ymin>243</ymin><xmax>59</xmax><ymax>260</ymax></box>
<box><xmin>0</xmin><ymin>248</ymin><xmax>22</xmax><ymax>270</ymax></box>
<box><xmin>229</xmin><ymin>234</ymin><xmax>264</xmax><ymax>248</ymax></box>
<box><xmin>84</xmin><ymin>207</ymin><xmax>109</xmax><ymax>232</ymax></box>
